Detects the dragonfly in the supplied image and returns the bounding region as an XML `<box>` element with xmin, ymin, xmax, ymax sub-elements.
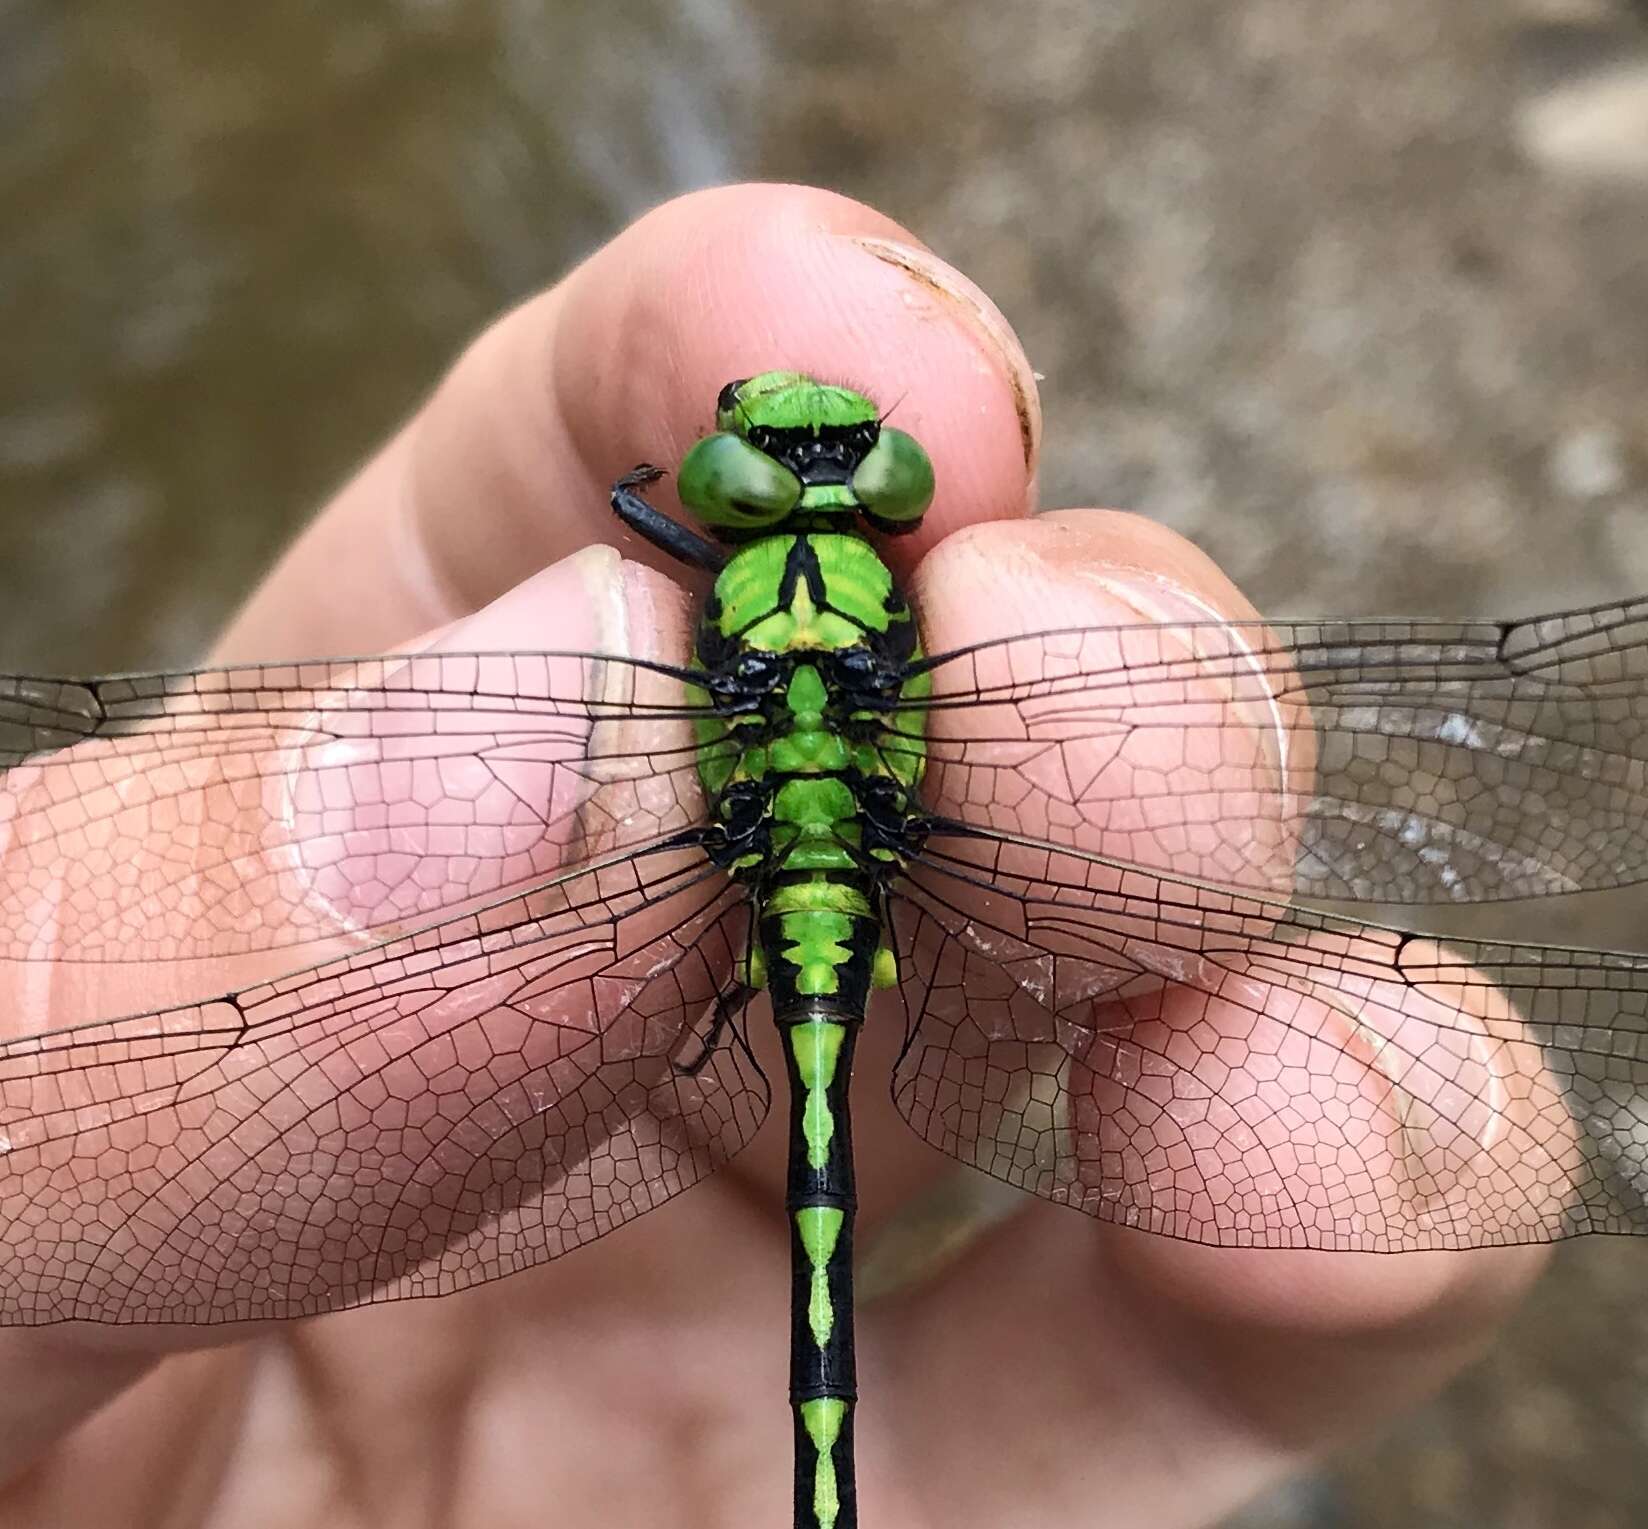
<box><xmin>3</xmin><ymin>370</ymin><xmax>1648</xmax><ymax>1529</ymax></box>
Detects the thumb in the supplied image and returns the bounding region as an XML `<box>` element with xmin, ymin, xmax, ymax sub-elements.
<box><xmin>1</xmin><ymin>547</ymin><xmax>690</xmax><ymax>1022</ymax></box>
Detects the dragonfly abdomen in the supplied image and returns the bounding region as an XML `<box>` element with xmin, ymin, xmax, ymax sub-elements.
<box><xmin>762</xmin><ymin>893</ymin><xmax>884</xmax><ymax>1529</ymax></box>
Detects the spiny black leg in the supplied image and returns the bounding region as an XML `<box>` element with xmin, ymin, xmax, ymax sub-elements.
<box><xmin>611</xmin><ymin>464</ymin><xmax>727</xmax><ymax>573</ymax></box>
<box><xmin>675</xmin><ymin>978</ymin><xmax>757</xmax><ymax>1077</ymax></box>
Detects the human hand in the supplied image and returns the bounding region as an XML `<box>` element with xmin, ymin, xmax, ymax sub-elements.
<box><xmin>0</xmin><ymin>184</ymin><xmax>1543</xmax><ymax>1529</ymax></box>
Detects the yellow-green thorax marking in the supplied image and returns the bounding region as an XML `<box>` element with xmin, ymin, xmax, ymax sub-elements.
<box><xmin>667</xmin><ymin>373</ymin><xmax>935</xmax><ymax>1529</ymax></box>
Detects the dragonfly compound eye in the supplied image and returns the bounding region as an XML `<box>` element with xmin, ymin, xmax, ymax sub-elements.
<box><xmin>677</xmin><ymin>430</ymin><xmax>803</xmax><ymax>532</ymax></box>
<box><xmin>852</xmin><ymin>427</ymin><xmax>935</xmax><ymax>527</ymax></box>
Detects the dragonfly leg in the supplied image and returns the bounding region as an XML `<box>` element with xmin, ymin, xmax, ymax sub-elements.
<box><xmin>675</xmin><ymin>976</ymin><xmax>758</xmax><ymax>1077</ymax></box>
<box><xmin>611</xmin><ymin>464</ymin><xmax>728</xmax><ymax>573</ymax></box>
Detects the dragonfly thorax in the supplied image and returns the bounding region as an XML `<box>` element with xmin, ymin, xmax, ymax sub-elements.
<box><xmin>692</xmin><ymin>528</ymin><xmax>931</xmax><ymax>891</ymax></box>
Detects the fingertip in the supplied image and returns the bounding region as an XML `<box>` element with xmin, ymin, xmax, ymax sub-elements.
<box><xmin>552</xmin><ymin>183</ymin><xmax>1039</xmax><ymax>574</ymax></box>
<box><xmin>1106</xmin><ymin>1233</ymin><xmax>1545</xmax><ymax>1342</ymax></box>
<box><xmin>430</xmin><ymin>545</ymin><xmax>694</xmax><ymax>669</ymax></box>
<box><xmin>1097</xmin><ymin>1232</ymin><xmax>1545</xmax><ymax>1450</ymax></box>
<box><xmin>227</xmin><ymin>185</ymin><xmax>1038</xmax><ymax>660</ymax></box>
<box><xmin>912</xmin><ymin>509</ymin><xmax>1264</xmax><ymax>657</ymax></box>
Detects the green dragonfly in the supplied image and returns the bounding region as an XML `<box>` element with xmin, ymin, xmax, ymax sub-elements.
<box><xmin>3</xmin><ymin>371</ymin><xmax>1648</xmax><ymax>1528</ymax></box>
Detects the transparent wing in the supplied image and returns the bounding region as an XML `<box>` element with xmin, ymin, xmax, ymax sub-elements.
<box><xmin>898</xmin><ymin>596</ymin><xmax>1648</xmax><ymax>904</ymax></box>
<box><xmin>0</xmin><ymin>651</ymin><xmax>735</xmax><ymax>962</ymax></box>
<box><xmin>0</xmin><ymin>850</ymin><xmax>767</xmax><ymax>1324</ymax></box>
<box><xmin>889</xmin><ymin>829</ymin><xmax>1648</xmax><ymax>1251</ymax></box>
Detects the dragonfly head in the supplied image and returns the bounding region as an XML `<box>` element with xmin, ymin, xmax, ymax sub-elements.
<box><xmin>676</xmin><ymin>372</ymin><xmax>934</xmax><ymax>539</ymax></box>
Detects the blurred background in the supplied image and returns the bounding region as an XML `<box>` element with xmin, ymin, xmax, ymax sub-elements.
<box><xmin>3</xmin><ymin>0</ymin><xmax>1647</xmax><ymax>1523</ymax></box>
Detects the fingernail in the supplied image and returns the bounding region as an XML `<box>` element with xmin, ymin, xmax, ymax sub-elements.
<box><xmin>850</xmin><ymin>236</ymin><xmax>1041</xmax><ymax>475</ymax></box>
<box><xmin>1085</xmin><ymin>568</ymin><xmax>1291</xmax><ymax>778</ymax></box>
<box><xmin>439</xmin><ymin>545</ymin><xmax>632</xmax><ymax>659</ymax></box>
<box><xmin>288</xmin><ymin>545</ymin><xmax>695</xmax><ymax>943</ymax></box>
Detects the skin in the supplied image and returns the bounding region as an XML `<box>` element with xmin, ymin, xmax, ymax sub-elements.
<box><xmin>0</xmin><ymin>184</ymin><xmax>1545</xmax><ymax>1528</ymax></box>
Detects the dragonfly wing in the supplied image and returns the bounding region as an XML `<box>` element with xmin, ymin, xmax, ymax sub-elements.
<box><xmin>0</xmin><ymin>853</ymin><xmax>767</xmax><ymax>1324</ymax></box>
<box><xmin>888</xmin><ymin>832</ymin><xmax>1648</xmax><ymax>1251</ymax></box>
<box><xmin>0</xmin><ymin>652</ymin><xmax>730</xmax><ymax>964</ymax></box>
<box><xmin>909</xmin><ymin>596</ymin><xmax>1648</xmax><ymax>904</ymax></box>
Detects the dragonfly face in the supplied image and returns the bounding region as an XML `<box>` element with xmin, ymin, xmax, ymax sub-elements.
<box><xmin>4</xmin><ymin>376</ymin><xmax>1648</xmax><ymax>1529</ymax></box>
<box><xmin>678</xmin><ymin>371</ymin><xmax>935</xmax><ymax>536</ymax></box>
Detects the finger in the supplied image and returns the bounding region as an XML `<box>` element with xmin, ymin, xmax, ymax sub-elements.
<box><xmin>874</xmin><ymin>509</ymin><xmax>1546</xmax><ymax>1521</ymax></box>
<box><xmin>0</xmin><ymin>549</ymin><xmax>690</xmax><ymax>1003</ymax></box>
<box><xmin>218</xmin><ymin>183</ymin><xmax>1039</xmax><ymax>663</ymax></box>
<box><xmin>881</xmin><ymin>1167</ymin><xmax>1538</xmax><ymax>1528</ymax></box>
<box><xmin>1041</xmin><ymin>945</ymin><xmax>1548</xmax><ymax>1521</ymax></box>
<box><xmin>898</xmin><ymin>505</ymin><xmax>1550</xmax><ymax>1283</ymax></box>
<box><xmin>0</xmin><ymin>550</ymin><xmax>689</xmax><ymax>1474</ymax></box>
<box><xmin>851</xmin><ymin>507</ymin><xmax>1301</xmax><ymax>1227</ymax></box>
<box><xmin>1093</xmin><ymin>931</ymin><xmax>1556</xmax><ymax>1337</ymax></box>
<box><xmin>912</xmin><ymin>506</ymin><xmax>1310</xmax><ymax>893</ymax></box>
